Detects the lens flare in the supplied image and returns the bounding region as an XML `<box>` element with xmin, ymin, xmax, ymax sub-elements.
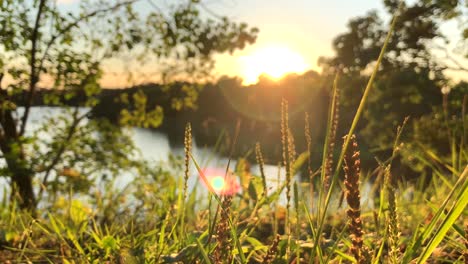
<box><xmin>200</xmin><ymin>168</ymin><xmax>240</xmax><ymax>196</ymax></box>
<box><xmin>211</xmin><ymin>176</ymin><xmax>225</xmax><ymax>192</ymax></box>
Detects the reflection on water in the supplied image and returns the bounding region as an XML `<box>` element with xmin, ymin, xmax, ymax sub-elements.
<box><xmin>1</xmin><ymin>107</ymin><xmax>374</xmax><ymax>210</ymax></box>
<box><xmin>132</xmin><ymin>128</ymin><xmax>171</xmax><ymax>161</ymax></box>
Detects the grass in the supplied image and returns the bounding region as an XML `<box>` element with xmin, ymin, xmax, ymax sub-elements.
<box><xmin>1</xmin><ymin>9</ymin><xmax>467</xmax><ymax>264</ymax></box>
<box><xmin>0</xmin><ymin>122</ymin><xmax>466</xmax><ymax>264</ymax></box>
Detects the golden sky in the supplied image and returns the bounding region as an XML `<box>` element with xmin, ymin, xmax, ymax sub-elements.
<box><xmin>55</xmin><ymin>0</ymin><xmax>468</xmax><ymax>87</ymax></box>
<box><xmin>97</xmin><ymin>0</ymin><xmax>387</xmax><ymax>87</ymax></box>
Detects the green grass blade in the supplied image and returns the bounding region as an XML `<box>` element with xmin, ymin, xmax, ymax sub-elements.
<box><xmin>195</xmin><ymin>237</ymin><xmax>213</xmax><ymax>264</ymax></box>
<box><xmin>416</xmin><ymin>166</ymin><xmax>468</xmax><ymax>264</ymax></box>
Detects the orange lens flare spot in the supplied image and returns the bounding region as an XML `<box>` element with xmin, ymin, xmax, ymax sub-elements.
<box><xmin>201</xmin><ymin>168</ymin><xmax>240</xmax><ymax>196</ymax></box>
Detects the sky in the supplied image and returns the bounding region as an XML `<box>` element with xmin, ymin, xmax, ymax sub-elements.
<box><xmin>210</xmin><ymin>0</ymin><xmax>387</xmax><ymax>81</ymax></box>
<box><xmin>56</xmin><ymin>0</ymin><xmax>389</xmax><ymax>86</ymax></box>
<box><xmin>54</xmin><ymin>0</ymin><xmax>466</xmax><ymax>87</ymax></box>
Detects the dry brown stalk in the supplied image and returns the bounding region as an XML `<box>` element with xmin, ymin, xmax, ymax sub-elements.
<box><xmin>288</xmin><ymin>129</ymin><xmax>297</xmax><ymax>165</ymax></box>
<box><xmin>281</xmin><ymin>99</ymin><xmax>290</xmax><ymax>182</ymax></box>
<box><xmin>262</xmin><ymin>234</ymin><xmax>281</xmax><ymax>264</ymax></box>
<box><xmin>281</xmin><ymin>99</ymin><xmax>292</xmax><ymax>258</ymax></box>
<box><xmin>343</xmin><ymin>134</ymin><xmax>368</xmax><ymax>264</ymax></box>
<box><xmin>324</xmin><ymin>84</ymin><xmax>340</xmax><ymax>191</ymax></box>
<box><xmin>183</xmin><ymin>123</ymin><xmax>192</xmax><ymax>201</ymax></box>
<box><xmin>385</xmin><ymin>166</ymin><xmax>400</xmax><ymax>264</ymax></box>
<box><xmin>304</xmin><ymin>112</ymin><xmax>315</xmax><ymax>211</ymax></box>
<box><xmin>180</xmin><ymin>123</ymin><xmax>192</xmax><ymax>238</ymax></box>
<box><xmin>255</xmin><ymin>142</ymin><xmax>267</xmax><ymax>197</ymax></box>
<box><xmin>213</xmin><ymin>195</ymin><xmax>233</xmax><ymax>264</ymax></box>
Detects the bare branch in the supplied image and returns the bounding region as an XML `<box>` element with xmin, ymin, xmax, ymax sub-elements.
<box><xmin>38</xmin><ymin>0</ymin><xmax>141</xmax><ymax>71</ymax></box>
<box><xmin>433</xmin><ymin>44</ymin><xmax>468</xmax><ymax>73</ymax></box>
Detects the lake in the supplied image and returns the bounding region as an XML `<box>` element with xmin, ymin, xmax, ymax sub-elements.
<box><xmin>1</xmin><ymin>107</ymin><xmax>374</xmax><ymax>210</ymax></box>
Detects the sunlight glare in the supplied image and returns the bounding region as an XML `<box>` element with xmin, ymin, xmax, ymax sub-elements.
<box><xmin>240</xmin><ymin>46</ymin><xmax>309</xmax><ymax>85</ymax></box>
<box><xmin>201</xmin><ymin>168</ymin><xmax>240</xmax><ymax>196</ymax></box>
<box><xmin>210</xmin><ymin>176</ymin><xmax>225</xmax><ymax>192</ymax></box>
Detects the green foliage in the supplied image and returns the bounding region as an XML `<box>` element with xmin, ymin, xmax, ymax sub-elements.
<box><xmin>400</xmin><ymin>82</ymin><xmax>468</xmax><ymax>175</ymax></box>
<box><xmin>0</xmin><ymin>142</ymin><xmax>465</xmax><ymax>263</ymax></box>
<box><xmin>0</xmin><ymin>0</ymin><xmax>257</xmax><ymax>209</ymax></box>
<box><xmin>362</xmin><ymin>67</ymin><xmax>443</xmax><ymax>151</ymax></box>
<box><xmin>169</xmin><ymin>83</ymin><xmax>202</xmax><ymax>111</ymax></box>
<box><xmin>320</xmin><ymin>0</ymin><xmax>467</xmax><ymax>74</ymax></box>
<box><xmin>318</xmin><ymin>0</ymin><xmax>467</xmax><ymax>178</ymax></box>
<box><xmin>0</xmin><ymin>0</ymin><xmax>465</xmax><ymax>262</ymax></box>
<box><xmin>119</xmin><ymin>90</ymin><xmax>164</xmax><ymax>128</ymax></box>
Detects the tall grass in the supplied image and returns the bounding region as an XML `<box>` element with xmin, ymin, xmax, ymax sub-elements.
<box><xmin>1</xmin><ymin>7</ymin><xmax>467</xmax><ymax>263</ymax></box>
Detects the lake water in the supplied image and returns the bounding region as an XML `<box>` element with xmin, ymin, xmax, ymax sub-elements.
<box><xmin>1</xmin><ymin>107</ymin><xmax>374</xmax><ymax>210</ymax></box>
<box><xmin>1</xmin><ymin>108</ymin><xmax>291</xmax><ymax>202</ymax></box>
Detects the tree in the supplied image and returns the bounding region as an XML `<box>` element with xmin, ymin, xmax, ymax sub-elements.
<box><xmin>0</xmin><ymin>0</ymin><xmax>258</xmax><ymax>210</ymax></box>
<box><xmin>319</xmin><ymin>0</ymin><xmax>467</xmax><ymax>156</ymax></box>
<box><xmin>400</xmin><ymin>81</ymin><xmax>467</xmax><ymax>177</ymax></box>
<box><xmin>320</xmin><ymin>0</ymin><xmax>467</xmax><ymax>75</ymax></box>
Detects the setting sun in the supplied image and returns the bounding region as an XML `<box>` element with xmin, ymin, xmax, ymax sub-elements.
<box><xmin>239</xmin><ymin>46</ymin><xmax>309</xmax><ymax>85</ymax></box>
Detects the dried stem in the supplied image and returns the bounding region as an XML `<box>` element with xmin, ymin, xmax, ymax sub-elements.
<box><xmin>183</xmin><ymin>123</ymin><xmax>192</xmax><ymax>202</ymax></box>
<box><xmin>180</xmin><ymin>123</ymin><xmax>192</xmax><ymax>238</ymax></box>
<box><xmin>305</xmin><ymin>112</ymin><xmax>315</xmax><ymax>210</ymax></box>
<box><xmin>324</xmin><ymin>82</ymin><xmax>340</xmax><ymax>191</ymax></box>
<box><xmin>255</xmin><ymin>142</ymin><xmax>267</xmax><ymax>197</ymax></box>
<box><xmin>343</xmin><ymin>134</ymin><xmax>368</xmax><ymax>263</ymax></box>
<box><xmin>262</xmin><ymin>234</ymin><xmax>281</xmax><ymax>264</ymax></box>
<box><xmin>213</xmin><ymin>195</ymin><xmax>233</xmax><ymax>264</ymax></box>
<box><xmin>281</xmin><ymin>99</ymin><xmax>292</xmax><ymax>258</ymax></box>
<box><xmin>385</xmin><ymin>166</ymin><xmax>400</xmax><ymax>264</ymax></box>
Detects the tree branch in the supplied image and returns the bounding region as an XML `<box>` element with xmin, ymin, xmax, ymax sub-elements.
<box><xmin>0</xmin><ymin>74</ymin><xmax>18</xmax><ymax>140</ymax></box>
<box><xmin>433</xmin><ymin>44</ymin><xmax>468</xmax><ymax>73</ymax></box>
<box><xmin>0</xmin><ymin>72</ymin><xmax>4</xmax><ymax>136</ymax></box>
<box><xmin>37</xmin><ymin>0</ymin><xmax>141</xmax><ymax>76</ymax></box>
<box><xmin>19</xmin><ymin>0</ymin><xmax>47</xmax><ymax>137</ymax></box>
<box><xmin>37</xmin><ymin>107</ymin><xmax>90</xmax><ymax>200</ymax></box>
<box><xmin>20</xmin><ymin>0</ymin><xmax>140</xmax><ymax>137</ymax></box>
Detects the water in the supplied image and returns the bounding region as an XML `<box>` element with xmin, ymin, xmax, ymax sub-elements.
<box><xmin>0</xmin><ymin>107</ymin><xmax>289</xmax><ymax>201</ymax></box>
<box><xmin>1</xmin><ymin>107</ymin><xmax>374</xmax><ymax>210</ymax></box>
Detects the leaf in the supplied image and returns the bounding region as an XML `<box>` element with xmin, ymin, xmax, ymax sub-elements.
<box><xmin>245</xmin><ymin>236</ymin><xmax>267</xmax><ymax>251</ymax></box>
<box><xmin>101</xmin><ymin>235</ymin><xmax>119</xmax><ymax>252</ymax></box>
<box><xmin>416</xmin><ymin>166</ymin><xmax>468</xmax><ymax>264</ymax></box>
<box><xmin>291</xmin><ymin>151</ymin><xmax>309</xmax><ymax>175</ymax></box>
<box><xmin>248</xmin><ymin>180</ymin><xmax>258</xmax><ymax>201</ymax></box>
<box><xmin>195</xmin><ymin>237</ymin><xmax>212</xmax><ymax>264</ymax></box>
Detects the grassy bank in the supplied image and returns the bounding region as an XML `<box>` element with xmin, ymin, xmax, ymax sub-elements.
<box><xmin>1</xmin><ymin>11</ymin><xmax>467</xmax><ymax>264</ymax></box>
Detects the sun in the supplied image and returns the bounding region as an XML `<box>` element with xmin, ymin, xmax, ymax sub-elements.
<box><xmin>239</xmin><ymin>46</ymin><xmax>309</xmax><ymax>85</ymax></box>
